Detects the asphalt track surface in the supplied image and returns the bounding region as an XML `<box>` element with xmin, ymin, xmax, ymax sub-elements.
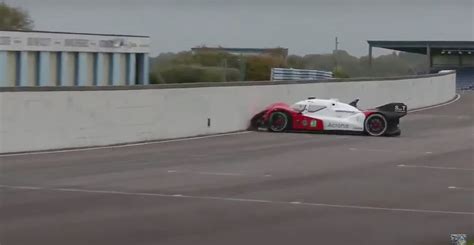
<box><xmin>1</xmin><ymin>92</ymin><xmax>473</xmax><ymax>245</ymax></box>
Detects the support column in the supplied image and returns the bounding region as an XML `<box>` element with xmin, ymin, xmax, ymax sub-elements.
<box><xmin>76</xmin><ymin>53</ymin><xmax>87</xmax><ymax>86</ymax></box>
<box><xmin>368</xmin><ymin>45</ymin><xmax>373</xmax><ymax>68</ymax></box>
<box><xmin>138</xmin><ymin>54</ymin><xmax>149</xmax><ymax>85</ymax></box>
<box><xmin>17</xmin><ymin>51</ymin><xmax>29</xmax><ymax>86</ymax></box>
<box><xmin>111</xmin><ymin>53</ymin><xmax>120</xmax><ymax>85</ymax></box>
<box><xmin>0</xmin><ymin>51</ymin><xmax>7</xmax><ymax>87</ymax></box>
<box><xmin>127</xmin><ymin>53</ymin><xmax>136</xmax><ymax>85</ymax></box>
<box><xmin>38</xmin><ymin>52</ymin><xmax>51</xmax><ymax>86</ymax></box>
<box><xmin>94</xmin><ymin>53</ymin><xmax>103</xmax><ymax>86</ymax></box>
<box><xmin>58</xmin><ymin>52</ymin><xmax>69</xmax><ymax>86</ymax></box>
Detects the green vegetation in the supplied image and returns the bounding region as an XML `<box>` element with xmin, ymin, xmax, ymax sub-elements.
<box><xmin>151</xmin><ymin>51</ymin><xmax>286</xmax><ymax>83</ymax></box>
<box><xmin>245</xmin><ymin>55</ymin><xmax>286</xmax><ymax>81</ymax></box>
<box><xmin>0</xmin><ymin>2</ymin><xmax>34</xmax><ymax>31</ymax></box>
<box><xmin>332</xmin><ymin>66</ymin><xmax>350</xmax><ymax>78</ymax></box>
<box><xmin>287</xmin><ymin>50</ymin><xmax>427</xmax><ymax>78</ymax></box>
<box><xmin>150</xmin><ymin>49</ymin><xmax>427</xmax><ymax>84</ymax></box>
<box><xmin>159</xmin><ymin>65</ymin><xmax>240</xmax><ymax>83</ymax></box>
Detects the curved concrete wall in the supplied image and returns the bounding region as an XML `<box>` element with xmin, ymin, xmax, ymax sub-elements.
<box><xmin>0</xmin><ymin>72</ymin><xmax>456</xmax><ymax>153</ymax></box>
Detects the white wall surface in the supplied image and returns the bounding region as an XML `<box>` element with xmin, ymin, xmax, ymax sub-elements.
<box><xmin>0</xmin><ymin>73</ymin><xmax>456</xmax><ymax>153</ymax></box>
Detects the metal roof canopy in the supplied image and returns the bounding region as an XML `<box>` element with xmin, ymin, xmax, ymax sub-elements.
<box><xmin>367</xmin><ymin>40</ymin><xmax>474</xmax><ymax>54</ymax></box>
<box><xmin>367</xmin><ymin>40</ymin><xmax>474</xmax><ymax>71</ymax></box>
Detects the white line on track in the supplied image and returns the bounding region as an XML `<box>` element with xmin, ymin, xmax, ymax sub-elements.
<box><xmin>166</xmin><ymin>170</ymin><xmax>255</xmax><ymax>177</ymax></box>
<box><xmin>448</xmin><ymin>186</ymin><xmax>474</xmax><ymax>191</ymax></box>
<box><xmin>398</xmin><ymin>164</ymin><xmax>474</xmax><ymax>171</ymax></box>
<box><xmin>290</xmin><ymin>201</ymin><xmax>302</xmax><ymax>205</ymax></box>
<box><xmin>0</xmin><ymin>131</ymin><xmax>253</xmax><ymax>157</ymax></box>
<box><xmin>0</xmin><ymin>184</ymin><xmax>472</xmax><ymax>216</ymax></box>
<box><xmin>4</xmin><ymin>185</ymin><xmax>43</xmax><ymax>190</ymax></box>
<box><xmin>349</xmin><ymin>148</ymin><xmax>433</xmax><ymax>155</ymax></box>
<box><xmin>408</xmin><ymin>94</ymin><xmax>461</xmax><ymax>113</ymax></box>
<box><xmin>197</xmin><ymin>172</ymin><xmax>244</xmax><ymax>176</ymax></box>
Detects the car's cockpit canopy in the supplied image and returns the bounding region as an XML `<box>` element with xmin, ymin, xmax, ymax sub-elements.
<box><xmin>291</xmin><ymin>97</ymin><xmax>360</xmax><ymax>113</ymax></box>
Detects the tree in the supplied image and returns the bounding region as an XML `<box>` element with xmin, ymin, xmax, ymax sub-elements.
<box><xmin>245</xmin><ymin>55</ymin><xmax>286</xmax><ymax>81</ymax></box>
<box><xmin>0</xmin><ymin>2</ymin><xmax>34</xmax><ymax>31</ymax></box>
<box><xmin>150</xmin><ymin>48</ymin><xmax>428</xmax><ymax>84</ymax></box>
<box><xmin>159</xmin><ymin>65</ymin><xmax>240</xmax><ymax>83</ymax></box>
<box><xmin>332</xmin><ymin>66</ymin><xmax>350</xmax><ymax>78</ymax></box>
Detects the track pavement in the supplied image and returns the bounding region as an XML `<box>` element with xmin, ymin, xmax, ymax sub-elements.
<box><xmin>1</xmin><ymin>92</ymin><xmax>473</xmax><ymax>245</ymax></box>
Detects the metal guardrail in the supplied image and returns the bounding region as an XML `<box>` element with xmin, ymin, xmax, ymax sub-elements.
<box><xmin>271</xmin><ymin>68</ymin><xmax>333</xmax><ymax>81</ymax></box>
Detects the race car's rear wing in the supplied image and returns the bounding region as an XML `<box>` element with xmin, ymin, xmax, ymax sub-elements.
<box><xmin>376</xmin><ymin>103</ymin><xmax>407</xmax><ymax>113</ymax></box>
<box><xmin>375</xmin><ymin>103</ymin><xmax>408</xmax><ymax>118</ymax></box>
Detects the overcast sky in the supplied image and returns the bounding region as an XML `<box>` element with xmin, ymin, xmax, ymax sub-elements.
<box><xmin>4</xmin><ymin>0</ymin><xmax>473</xmax><ymax>56</ymax></box>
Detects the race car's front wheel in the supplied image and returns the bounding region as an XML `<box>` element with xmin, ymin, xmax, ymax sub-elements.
<box><xmin>365</xmin><ymin>113</ymin><xmax>388</xmax><ymax>136</ymax></box>
<box><xmin>268</xmin><ymin>111</ymin><xmax>289</xmax><ymax>132</ymax></box>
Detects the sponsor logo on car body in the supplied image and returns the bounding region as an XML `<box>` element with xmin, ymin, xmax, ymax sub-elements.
<box><xmin>394</xmin><ymin>105</ymin><xmax>407</xmax><ymax>112</ymax></box>
<box><xmin>327</xmin><ymin>122</ymin><xmax>350</xmax><ymax>129</ymax></box>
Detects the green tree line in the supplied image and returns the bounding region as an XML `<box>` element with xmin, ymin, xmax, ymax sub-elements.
<box><xmin>150</xmin><ymin>50</ymin><xmax>427</xmax><ymax>84</ymax></box>
<box><xmin>150</xmin><ymin>51</ymin><xmax>288</xmax><ymax>83</ymax></box>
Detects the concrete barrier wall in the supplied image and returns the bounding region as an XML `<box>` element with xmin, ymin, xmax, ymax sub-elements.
<box><xmin>0</xmin><ymin>72</ymin><xmax>456</xmax><ymax>153</ymax></box>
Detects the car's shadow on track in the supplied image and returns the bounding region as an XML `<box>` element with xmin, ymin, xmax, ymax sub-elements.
<box><xmin>248</xmin><ymin>129</ymin><xmax>398</xmax><ymax>138</ymax></box>
<box><xmin>248</xmin><ymin>129</ymin><xmax>369</xmax><ymax>138</ymax></box>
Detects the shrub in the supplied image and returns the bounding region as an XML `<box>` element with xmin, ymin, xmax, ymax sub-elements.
<box><xmin>159</xmin><ymin>65</ymin><xmax>240</xmax><ymax>83</ymax></box>
<box><xmin>245</xmin><ymin>55</ymin><xmax>286</xmax><ymax>81</ymax></box>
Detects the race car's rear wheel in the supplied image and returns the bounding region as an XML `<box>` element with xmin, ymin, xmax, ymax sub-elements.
<box><xmin>268</xmin><ymin>111</ymin><xmax>289</xmax><ymax>132</ymax></box>
<box><xmin>365</xmin><ymin>114</ymin><xmax>388</xmax><ymax>136</ymax></box>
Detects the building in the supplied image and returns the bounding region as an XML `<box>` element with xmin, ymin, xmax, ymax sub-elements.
<box><xmin>367</xmin><ymin>40</ymin><xmax>474</xmax><ymax>89</ymax></box>
<box><xmin>191</xmin><ymin>46</ymin><xmax>289</xmax><ymax>58</ymax></box>
<box><xmin>367</xmin><ymin>40</ymin><xmax>474</xmax><ymax>72</ymax></box>
<box><xmin>0</xmin><ymin>30</ymin><xmax>151</xmax><ymax>87</ymax></box>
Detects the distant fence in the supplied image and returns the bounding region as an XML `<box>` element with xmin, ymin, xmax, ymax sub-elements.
<box><xmin>271</xmin><ymin>68</ymin><xmax>333</xmax><ymax>81</ymax></box>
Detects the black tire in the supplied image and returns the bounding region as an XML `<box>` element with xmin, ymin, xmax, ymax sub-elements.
<box><xmin>268</xmin><ymin>111</ymin><xmax>290</xmax><ymax>132</ymax></box>
<box><xmin>365</xmin><ymin>113</ymin><xmax>388</xmax><ymax>136</ymax></box>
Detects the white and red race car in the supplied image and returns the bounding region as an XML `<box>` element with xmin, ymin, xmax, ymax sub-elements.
<box><xmin>250</xmin><ymin>97</ymin><xmax>407</xmax><ymax>136</ymax></box>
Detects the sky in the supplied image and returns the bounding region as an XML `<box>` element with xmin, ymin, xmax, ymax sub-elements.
<box><xmin>4</xmin><ymin>0</ymin><xmax>474</xmax><ymax>57</ymax></box>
